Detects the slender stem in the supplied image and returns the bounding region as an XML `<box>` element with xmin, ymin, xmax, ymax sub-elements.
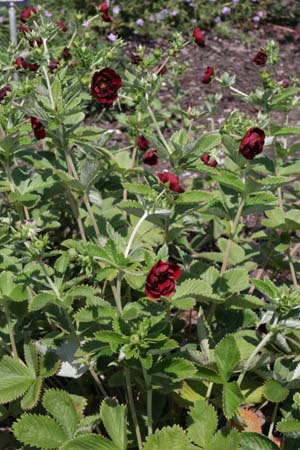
<box><xmin>125</xmin><ymin>367</ymin><xmax>143</xmax><ymax>450</ymax></box>
<box><xmin>124</xmin><ymin>211</ymin><xmax>148</xmax><ymax>258</ymax></box>
<box><xmin>64</xmin><ymin>150</ymin><xmax>87</xmax><ymax>242</ymax></box>
<box><xmin>147</xmin><ymin>105</ymin><xmax>172</xmax><ymax>154</ymax></box>
<box><xmin>288</xmin><ymin>249</ymin><xmax>298</xmax><ymax>289</ymax></box>
<box><xmin>268</xmin><ymin>402</ymin><xmax>279</xmax><ymax>439</ymax></box>
<box><xmin>89</xmin><ymin>365</ymin><xmax>108</xmax><ymax>397</ymax></box>
<box><xmin>142</xmin><ymin>366</ymin><xmax>153</xmax><ymax>435</ymax></box>
<box><xmin>205</xmin><ymin>382</ymin><xmax>214</xmax><ymax>401</ymax></box>
<box><xmin>42</xmin><ymin>65</ymin><xmax>55</xmax><ymax>110</ymax></box>
<box><xmin>220</xmin><ymin>198</ymin><xmax>245</xmax><ymax>276</ymax></box>
<box><xmin>66</xmin><ymin>150</ymin><xmax>101</xmax><ymax>238</ymax></box>
<box><xmin>4</xmin><ymin>306</ymin><xmax>18</xmax><ymax>360</ymax></box>
<box><xmin>237</xmin><ymin>331</ymin><xmax>273</xmax><ymax>386</ymax></box>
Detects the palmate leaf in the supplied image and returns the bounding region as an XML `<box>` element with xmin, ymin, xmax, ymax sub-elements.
<box><xmin>0</xmin><ymin>356</ymin><xmax>35</xmax><ymax>404</ymax></box>
<box><xmin>143</xmin><ymin>425</ymin><xmax>190</xmax><ymax>450</ymax></box>
<box><xmin>187</xmin><ymin>400</ymin><xmax>218</xmax><ymax>448</ymax></box>
<box><xmin>223</xmin><ymin>382</ymin><xmax>245</xmax><ymax>419</ymax></box>
<box><xmin>193</xmin><ymin>131</ymin><xmax>222</xmax><ymax>154</ymax></box>
<box><xmin>13</xmin><ymin>414</ymin><xmax>68</xmax><ymax>449</ymax></box>
<box><xmin>42</xmin><ymin>390</ymin><xmax>80</xmax><ymax>439</ymax></box>
<box><xmin>101</xmin><ymin>398</ymin><xmax>127</xmax><ymax>450</ymax></box>
<box><xmin>239</xmin><ymin>432</ymin><xmax>280</xmax><ymax>449</ymax></box>
<box><xmin>21</xmin><ymin>378</ymin><xmax>43</xmax><ymax>410</ymax></box>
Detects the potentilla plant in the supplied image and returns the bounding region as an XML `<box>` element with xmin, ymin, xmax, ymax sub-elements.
<box><xmin>0</xmin><ymin>4</ymin><xmax>300</xmax><ymax>450</ymax></box>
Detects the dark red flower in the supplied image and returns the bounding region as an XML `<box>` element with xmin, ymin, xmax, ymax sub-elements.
<box><xmin>252</xmin><ymin>49</ymin><xmax>267</xmax><ymax>66</ymax></box>
<box><xmin>157</xmin><ymin>65</ymin><xmax>167</xmax><ymax>76</ymax></box>
<box><xmin>145</xmin><ymin>260</ymin><xmax>182</xmax><ymax>300</ymax></box>
<box><xmin>201</xmin><ymin>154</ymin><xmax>217</xmax><ymax>167</ymax></box>
<box><xmin>202</xmin><ymin>66</ymin><xmax>214</xmax><ymax>84</ymax></box>
<box><xmin>29</xmin><ymin>38</ymin><xmax>43</xmax><ymax>48</ymax></box>
<box><xmin>48</xmin><ymin>59</ymin><xmax>59</xmax><ymax>72</ymax></box>
<box><xmin>142</xmin><ymin>149</ymin><xmax>158</xmax><ymax>166</ymax></box>
<box><xmin>20</xmin><ymin>6</ymin><xmax>37</xmax><ymax>22</ymax></box>
<box><xmin>101</xmin><ymin>11</ymin><xmax>113</xmax><ymax>22</ymax></box>
<box><xmin>137</xmin><ymin>135</ymin><xmax>150</xmax><ymax>151</ymax></box>
<box><xmin>30</xmin><ymin>117</ymin><xmax>46</xmax><ymax>140</ymax></box>
<box><xmin>280</xmin><ymin>79</ymin><xmax>289</xmax><ymax>88</ymax></box>
<box><xmin>91</xmin><ymin>68</ymin><xmax>122</xmax><ymax>107</ymax></box>
<box><xmin>61</xmin><ymin>47</ymin><xmax>72</xmax><ymax>60</ymax></box>
<box><xmin>157</xmin><ymin>171</ymin><xmax>185</xmax><ymax>193</ymax></box>
<box><xmin>0</xmin><ymin>85</ymin><xmax>11</xmax><ymax>101</ymax></box>
<box><xmin>18</xmin><ymin>24</ymin><xmax>30</xmax><ymax>34</ymax></box>
<box><xmin>239</xmin><ymin>127</ymin><xmax>265</xmax><ymax>160</ymax></box>
<box><xmin>56</xmin><ymin>21</ymin><xmax>68</xmax><ymax>32</ymax></box>
<box><xmin>15</xmin><ymin>57</ymin><xmax>38</xmax><ymax>71</ymax></box>
<box><xmin>99</xmin><ymin>2</ymin><xmax>109</xmax><ymax>12</ymax></box>
<box><xmin>193</xmin><ymin>27</ymin><xmax>205</xmax><ymax>47</ymax></box>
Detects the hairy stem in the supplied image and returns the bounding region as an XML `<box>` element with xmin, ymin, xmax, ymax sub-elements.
<box><xmin>125</xmin><ymin>367</ymin><xmax>143</xmax><ymax>449</ymax></box>
<box><xmin>4</xmin><ymin>306</ymin><xmax>18</xmax><ymax>360</ymax></box>
<box><xmin>220</xmin><ymin>197</ymin><xmax>245</xmax><ymax>276</ymax></box>
<box><xmin>147</xmin><ymin>105</ymin><xmax>172</xmax><ymax>154</ymax></box>
<box><xmin>142</xmin><ymin>366</ymin><xmax>153</xmax><ymax>436</ymax></box>
<box><xmin>124</xmin><ymin>211</ymin><xmax>148</xmax><ymax>258</ymax></box>
<box><xmin>237</xmin><ymin>330</ymin><xmax>273</xmax><ymax>387</ymax></box>
<box><xmin>268</xmin><ymin>402</ymin><xmax>279</xmax><ymax>439</ymax></box>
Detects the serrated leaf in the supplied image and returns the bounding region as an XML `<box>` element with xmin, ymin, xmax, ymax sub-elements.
<box><xmin>152</xmin><ymin>358</ymin><xmax>196</xmax><ymax>380</ymax></box>
<box><xmin>207</xmin><ymin>427</ymin><xmax>240</xmax><ymax>450</ymax></box>
<box><xmin>215</xmin><ymin>335</ymin><xmax>240</xmax><ymax>381</ymax></box>
<box><xmin>0</xmin><ymin>356</ymin><xmax>34</xmax><ymax>404</ymax></box>
<box><xmin>143</xmin><ymin>425</ymin><xmax>190</xmax><ymax>450</ymax></box>
<box><xmin>60</xmin><ymin>434</ymin><xmax>121</xmax><ymax>450</ymax></box>
<box><xmin>188</xmin><ymin>399</ymin><xmax>218</xmax><ymax>448</ymax></box>
<box><xmin>123</xmin><ymin>183</ymin><xmax>154</xmax><ymax>196</ymax></box>
<box><xmin>217</xmin><ymin>238</ymin><xmax>245</xmax><ymax>266</ymax></box>
<box><xmin>21</xmin><ymin>378</ymin><xmax>42</xmax><ymax>410</ymax></box>
<box><xmin>176</xmin><ymin>190</ymin><xmax>218</xmax><ymax>204</ymax></box>
<box><xmin>29</xmin><ymin>292</ymin><xmax>56</xmax><ymax>311</ymax></box>
<box><xmin>42</xmin><ymin>390</ymin><xmax>80</xmax><ymax>438</ymax></box>
<box><xmin>194</xmin><ymin>131</ymin><xmax>221</xmax><ymax>154</ymax></box>
<box><xmin>101</xmin><ymin>398</ymin><xmax>127</xmax><ymax>450</ymax></box>
<box><xmin>39</xmin><ymin>352</ymin><xmax>61</xmax><ymax>378</ymax></box>
<box><xmin>222</xmin><ymin>269</ymin><xmax>249</xmax><ymax>293</ymax></box>
<box><xmin>218</xmin><ymin>171</ymin><xmax>245</xmax><ymax>193</ymax></box>
<box><xmin>277</xmin><ymin>418</ymin><xmax>300</xmax><ymax>438</ymax></box>
<box><xmin>223</xmin><ymin>382</ymin><xmax>244</xmax><ymax>419</ymax></box>
<box><xmin>13</xmin><ymin>415</ymin><xmax>68</xmax><ymax>449</ymax></box>
<box><xmin>263</xmin><ymin>379</ymin><xmax>289</xmax><ymax>403</ymax></box>
<box><xmin>24</xmin><ymin>342</ymin><xmax>39</xmax><ymax>376</ymax></box>
<box><xmin>252</xmin><ymin>278</ymin><xmax>277</xmax><ymax>299</ymax></box>
<box><xmin>172</xmin><ymin>279</ymin><xmax>212</xmax><ymax>300</ymax></box>
<box><xmin>239</xmin><ymin>432</ymin><xmax>281</xmax><ymax>449</ymax></box>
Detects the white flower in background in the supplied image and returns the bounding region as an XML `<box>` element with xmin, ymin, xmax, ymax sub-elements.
<box><xmin>112</xmin><ymin>5</ymin><xmax>120</xmax><ymax>14</ymax></box>
<box><xmin>107</xmin><ymin>32</ymin><xmax>117</xmax><ymax>41</ymax></box>
<box><xmin>136</xmin><ymin>18</ymin><xmax>145</xmax><ymax>27</ymax></box>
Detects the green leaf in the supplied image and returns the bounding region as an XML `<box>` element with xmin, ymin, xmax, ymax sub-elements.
<box><xmin>24</xmin><ymin>342</ymin><xmax>39</xmax><ymax>376</ymax></box>
<box><xmin>263</xmin><ymin>379</ymin><xmax>289</xmax><ymax>403</ymax></box>
<box><xmin>172</xmin><ymin>279</ymin><xmax>212</xmax><ymax>300</ymax></box>
<box><xmin>215</xmin><ymin>335</ymin><xmax>240</xmax><ymax>381</ymax></box>
<box><xmin>222</xmin><ymin>268</ymin><xmax>249</xmax><ymax>293</ymax></box>
<box><xmin>143</xmin><ymin>425</ymin><xmax>190</xmax><ymax>450</ymax></box>
<box><xmin>217</xmin><ymin>171</ymin><xmax>245</xmax><ymax>193</ymax></box>
<box><xmin>152</xmin><ymin>358</ymin><xmax>196</xmax><ymax>380</ymax></box>
<box><xmin>42</xmin><ymin>390</ymin><xmax>80</xmax><ymax>438</ymax></box>
<box><xmin>194</xmin><ymin>132</ymin><xmax>222</xmax><ymax>154</ymax></box>
<box><xmin>13</xmin><ymin>415</ymin><xmax>68</xmax><ymax>449</ymax></box>
<box><xmin>274</xmin><ymin>126</ymin><xmax>300</xmax><ymax>136</ymax></box>
<box><xmin>39</xmin><ymin>352</ymin><xmax>61</xmax><ymax>378</ymax></box>
<box><xmin>29</xmin><ymin>292</ymin><xmax>56</xmax><ymax>311</ymax></box>
<box><xmin>277</xmin><ymin>418</ymin><xmax>300</xmax><ymax>438</ymax></box>
<box><xmin>176</xmin><ymin>190</ymin><xmax>217</xmax><ymax>204</ymax></box>
<box><xmin>223</xmin><ymin>382</ymin><xmax>244</xmax><ymax>419</ymax></box>
<box><xmin>217</xmin><ymin>238</ymin><xmax>245</xmax><ymax>266</ymax></box>
<box><xmin>206</xmin><ymin>428</ymin><xmax>240</xmax><ymax>450</ymax></box>
<box><xmin>239</xmin><ymin>432</ymin><xmax>280</xmax><ymax>449</ymax></box>
<box><xmin>21</xmin><ymin>378</ymin><xmax>42</xmax><ymax>410</ymax></box>
<box><xmin>252</xmin><ymin>278</ymin><xmax>277</xmax><ymax>299</ymax></box>
<box><xmin>188</xmin><ymin>400</ymin><xmax>218</xmax><ymax>448</ymax></box>
<box><xmin>60</xmin><ymin>434</ymin><xmax>120</xmax><ymax>450</ymax></box>
<box><xmin>0</xmin><ymin>356</ymin><xmax>34</xmax><ymax>404</ymax></box>
<box><xmin>101</xmin><ymin>398</ymin><xmax>127</xmax><ymax>450</ymax></box>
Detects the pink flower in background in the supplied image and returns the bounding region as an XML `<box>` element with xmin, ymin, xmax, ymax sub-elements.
<box><xmin>44</xmin><ymin>10</ymin><xmax>52</xmax><ymax>18</ymax></box>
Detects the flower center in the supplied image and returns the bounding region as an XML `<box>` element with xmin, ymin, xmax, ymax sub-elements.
<box><xmin>100</xmin><ymin>82</ymin><xmax>107</xmax><ymax>89</ymax></box>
